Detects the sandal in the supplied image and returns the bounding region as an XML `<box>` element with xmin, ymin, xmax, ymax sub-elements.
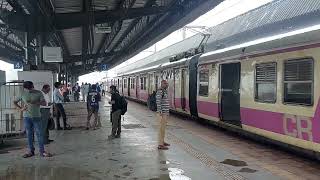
<box><xmin>164</xmin><ymin>142</ymin><xmax>170</xmax><ymax>146</ymax></box>
<box><xmin>22</xmin><ymin>152</ymin><xmax>34</xmax><ymax>158</ymax></box>
<box><xmin>41</xmin><ymin>152</ymin><xmax>52</xmax><ymax>157</ymax></box>
<box><xmin>158</xmin><ymin>145</ymin><xmax>169</xmax><ymax>150</ymax></box>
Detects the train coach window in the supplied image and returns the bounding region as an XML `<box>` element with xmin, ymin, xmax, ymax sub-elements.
<box><xmin>140</xmin><ymin>77</ymin><xmax>147</xmax><ymax>90</ymax></box>
<box><xmin>130</xmin><ymin>78</ymin><xmax>135</xmax><ymax>89</ymax></box>
<box><xmin>255</xmin><ymin>62</ymin><xmax>277</xmax><ymax>103</ymax></box>
<box><xmin>199</xmin><ymin>69</ymin><xmax>209</xmax><ymax>97</ymax></box>
<box><xmin>123</xmin><ymin>79</ymin><xmax>127</xmax><ymax>89</ymax></box>
<box><xmin>284</xmin><ymin>58</ymin><xmax>313</xmax><ymax>106</ymax></box>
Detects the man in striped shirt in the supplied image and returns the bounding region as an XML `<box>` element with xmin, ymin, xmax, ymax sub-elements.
<box><xmin>156</xmin><ymin>80</ymin><xmax>170</xmax><ymax>150</ymax></box>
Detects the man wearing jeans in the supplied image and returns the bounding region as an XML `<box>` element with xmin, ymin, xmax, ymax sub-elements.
<box><xmin>14</xmin><ymin>81</ymin><xmax>52</xmax><ymax>157</ymax></box>
<box><xmin>156</xmin><ymin>80</ymin><xmax>170</xmax><ymax>150</ymax></box>
<box><xmin>53</xmin><ymin>82</ymin><xmax>72</xmax><ymax>130</ymax></box>
<box><xmin>108</xmin><ymin>85</ymin><xmax>122</xmax><ymax>139</ymax></box>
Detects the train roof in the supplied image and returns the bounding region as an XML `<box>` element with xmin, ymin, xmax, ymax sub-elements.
<box><xmin>117</xmin><ymin>0</ymin><xmax>320</xmax><ymax>76</ymax></box>
<box><xmin>199</xmin><ymin>25</ymin><xmax>320</xmax><ymax>64</ymax></box>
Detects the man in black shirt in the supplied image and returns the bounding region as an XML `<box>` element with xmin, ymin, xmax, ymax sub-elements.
<box><xmin>86</xmin><ymin>84</ymin><xmax>101</xmax><ymax>130</ymax></box>
<box><xmin>108</xmin><ymin>85</ymin><xmax>122</xmax><ymax>139</ymax></box>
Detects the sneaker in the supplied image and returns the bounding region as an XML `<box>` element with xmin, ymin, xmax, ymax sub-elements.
<box><xmin>115</xmin><ymin>134</ymin><xmax>121</xmax><ymax>138</ymax></box>
<box><xmin>108</xmin><ymin>135</ymin><xmax>116</xmax><ymax>140</ymax></box>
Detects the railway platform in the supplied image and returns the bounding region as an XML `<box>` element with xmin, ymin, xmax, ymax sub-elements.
<box><xmin>0</xmin><ymin>96</ymin><xmax>319</xmax><ymax>180</ymax></box>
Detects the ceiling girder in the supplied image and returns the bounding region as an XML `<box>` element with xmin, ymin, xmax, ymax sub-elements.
<box><xmin>56</xmin><ymin>6</ymin><xmax>173</xmax><ymax>30</ymax></box>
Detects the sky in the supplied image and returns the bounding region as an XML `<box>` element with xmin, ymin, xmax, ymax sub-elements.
<box><xmin>0</xmin><ymin>0</ymin><xmax>273</xmax><ymax>83</ymax></box>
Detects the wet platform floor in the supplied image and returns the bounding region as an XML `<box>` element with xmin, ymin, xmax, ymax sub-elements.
<box><xmin>0</xmin><ymin>97</ymin><xmax>320</xmax><ymax>180</ymax></box>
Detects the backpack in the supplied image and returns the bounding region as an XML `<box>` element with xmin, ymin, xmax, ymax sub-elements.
<box><xmin>147</xmin><ymin>92</ymin><xmax>157</xmax><ymax>111</ymax></box>
<box><xmin>120</xmin><ymin>95</ymin><xmax>128</xmax><ymax>115</ymax></box>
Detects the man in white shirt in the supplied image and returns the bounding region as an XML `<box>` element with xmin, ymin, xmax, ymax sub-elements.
<box><xmin>54</xmin><ymin>82</ymin><xmax>72</xmax><ymax>130</ymax></box>
<box><xmin>83</xmin><ymin>83</ymin><xmax>90</xmax><ymax>102</ymax></box>
<box><xmin>41</xmin><ymin>84</ymin><xmax>53</xmax><ymax>144</ymax></box>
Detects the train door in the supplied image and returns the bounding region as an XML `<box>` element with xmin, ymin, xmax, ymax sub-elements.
<box><xmin>136</xmin><ymin>76</ymin><xmax>140</xmax><ymax>99</ymax></box>
<box><xmin>128</xmin><ymin>78</ymin><xmax>130</xmax><ymax>96</ymax></box>
<box><xmin>219</xmin><ymin>63</ymin><xmax>241</xmax><ymax>126</ymax></box>
<box><xmin>181</xmin><ymin>69</ymin><xmax>187</xmax><ymax>110</ymax></box>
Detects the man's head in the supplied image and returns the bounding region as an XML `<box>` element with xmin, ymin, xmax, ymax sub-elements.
<box><xmin>110</xmin><ymin>85</ymin><xmax>117</xmax><ymax>93</ymax></box>
<box><xmin>23</xmin><ymin>81</ymin><xmax>34</xmax><ymax>90</ymax></box>
<box><xmin>42</xmin><ymin>84</ymin><xmax>50</xmax><ymax>94</ymax></box>
<box><xmin>91</xmin><ymin>84</ymin><xmax>97</xmax><ymax>90</ymax></box>
<box><xmin>54</xmin><ymin>82</ymin><xmax>62</xmax><ymax>89</ymax></box>
<box><xmin>161</xmin><ymin>80</ymin><xmax>168</xmax><ymax>89</ymax></box>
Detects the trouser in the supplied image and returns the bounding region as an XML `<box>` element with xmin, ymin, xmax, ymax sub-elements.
<box><xmin>157</xmin><ymin>113</ymin><xmax>168</xmax><ymax>145</ymax></box>
<box><xmin>24</xmin><ymin>117</ymin><xmax>44</xmax><ymax>154</ymax></box>
<box><xmin>55</xmin><ymin>103</ymin><xmax>67</xmax><ymax>128</ymax></box>
<box><xmin>102</xmin><ymin>90</ymin><xmax>105</xmax><ymax>96</ymax></box>
<box><xmin>111</xmin><ymin>110</ymin><xmax>122</xmax><ymax>136</ymax></box>
<box><xmin>87</xmin><ymin>107</ymin><xmax>101</xmax><ymax>128</ymax></box>
<box><xmin>40</xmin><ymin>108</ymin><xmax>50</xmax><ymax>143</ymax></box>
<box><xmin>74</xmin><ymin>92</ymin><xmax>79</xmax><ymax>102</ymax></box>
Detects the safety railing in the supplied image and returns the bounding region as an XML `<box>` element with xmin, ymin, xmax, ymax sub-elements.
<box><xmin>0</xmin><ymin>81</ymin><xmax>25</xmax><ymax>143</ymax></box>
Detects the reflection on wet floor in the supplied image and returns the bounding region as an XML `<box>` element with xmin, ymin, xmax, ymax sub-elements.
<box><xmin>0</xmin><ymin>165</ymin><xmax>99</xmax><ymax>180</ymax></box>
<box><xmin>220</xmin><ymin>159</ymin><xmax>248</xmax><ymax>167</ymax></box>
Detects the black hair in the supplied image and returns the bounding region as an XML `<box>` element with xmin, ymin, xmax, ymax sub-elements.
<box><xmin>110</xmin><ymin>85</ymin><xmax>117</xmax><ymax>91</ymax></box>
<box><xmin>23</xmin><ymin>81</ymin><xmax>34</xmax><ymax>90</ymax></box>
<box><xmin>54</xmin><ymin>82</ymin><xmax>61</xmax><ymax>88</ymax></box>
<box><xmin>43</xmin><ymin>84</ymin><xmax>50</xmax><ymax>90</ymax></box>
<box><xmin>91</xmin><ymin>84</ymin><xmax>97</xmax><ymax>90</ymax></box>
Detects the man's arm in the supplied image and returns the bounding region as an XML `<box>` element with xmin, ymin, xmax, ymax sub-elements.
<box><xmin>13</xmin><ymin>97</ymin><xmax>28</xmax><ymax>112</ymax></box>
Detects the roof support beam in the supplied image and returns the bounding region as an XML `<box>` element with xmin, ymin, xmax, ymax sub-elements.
<box><xmin>55</xmin><ymin>6</ymin><xmax>172</xmax><ymax>30</ymax></box>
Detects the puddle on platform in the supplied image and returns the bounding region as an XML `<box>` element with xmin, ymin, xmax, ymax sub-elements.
<box><xmin>238</xmin><ymin>168</ymin><xmax>257</xmax><ymax>173</ymax></box>
<box><xmin>0</xmin><ymin>150</ymin><xmax>9</xmax><ymax>154</ymax></box>
<box><xmin>0</xmin><ymin>165</ymin><xmax>99</xmax><ymax>180</ymax></box>
<box><xmin>153</xmin><ymin>168</ymin><xmax>191</xmax><ymax>180</ymax></box>
<box><xmin>221</xmin><ymin>159</ymin><xmax>248</xmax><ymax>167</ymax></box>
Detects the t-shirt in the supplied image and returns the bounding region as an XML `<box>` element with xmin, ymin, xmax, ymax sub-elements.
<box><xmin>40</xmin><ymin>91</ymin><xmax>51</xmax><ymax>109</ymax></box>
<box><xmin>87</xmin><ymin>90</ymin><xmax>101</xmax><ymax>108</ymax></box>
<box><xmin>16</xmin><ymin>90</ymin><xmax>45</xmax><ymax>118</ymax></box>
<box><xmin>111</xmin><ymin>92</ymin><xmax>122</xmax><ymax>113</ymax></box>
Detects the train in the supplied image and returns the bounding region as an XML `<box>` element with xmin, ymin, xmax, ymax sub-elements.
<box><xmin>108</xmin><ymin>25</ymin><xmax>320</xmax><ymax>157</ymax></box>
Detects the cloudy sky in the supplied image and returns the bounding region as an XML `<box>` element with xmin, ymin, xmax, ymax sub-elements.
<box><xmin>0</xmin><ymin>0</ymin><xmax>274</xmax><ymax>83</ymax></box>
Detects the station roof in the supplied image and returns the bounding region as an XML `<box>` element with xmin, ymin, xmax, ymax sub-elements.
<box><xmin>0</xmin><ymin>0</ymin><xmax>223</xmax><ymax>76</ymax></box>
<box><xmin>116</xmin><ymin>0</ymin><xmax>320</xmax><ymax>75</ymax></box>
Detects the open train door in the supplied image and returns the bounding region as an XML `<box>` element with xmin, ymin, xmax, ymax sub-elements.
<box><xmin>181</xmin><ymin>69</ymin><xmax>187</xmax><ymax>110</ymax></box>
<box><xmin>219</xmin><ymin>63</ymin><xmax>241</xmax><ymax>126</ymax></box>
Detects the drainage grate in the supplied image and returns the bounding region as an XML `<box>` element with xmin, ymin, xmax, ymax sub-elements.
<box><xmin>122</xmin><ymin>124</ymin><xmax>146</xmax><ymax>129</ymax></box>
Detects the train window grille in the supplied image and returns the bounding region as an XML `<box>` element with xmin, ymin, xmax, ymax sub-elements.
<box><xmin>199</xmin><ymin>69</ymin><xmax>209</xmax><ymax>97</ymax></box>
<box><xmin>255</xmin><ymin>62</ymin><xmax>277</xmax><ymax>103</ymax></box>
<box><xmin>140</xmin><ymin>77</ymin><xmax>147</xmax><ymax>90</ymax></box>
<box><xmin>123</xmin><ymin>79</ymin><xmax>127</xmax><ymax>89</ymax></box>
<box><xmin>284</xmin><ymin>58</ymin><xmax>313</xmax><ymax>106</ymax></box>
<box><xmin>131</xmin><ymin>78</ymin><xmax>135</xmax><ymax>89</ymax></box>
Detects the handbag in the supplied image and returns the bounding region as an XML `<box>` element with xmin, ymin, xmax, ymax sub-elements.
<box><xmin>48</xmin><ymin>117</ymin><xmax>55</xmax><ymax>130</ymax></box>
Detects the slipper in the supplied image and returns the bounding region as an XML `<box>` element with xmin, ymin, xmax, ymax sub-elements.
<box><xmin>22</xmin><ymin>152</ymin><xmax>34</xmax><ymax>158</ymax></box>
<box><xmin>164</xmin><ymin>142</ymin><xmax>170</xmax><ymax>146</ymax></box>
<box><xmin>41</xmin><ymin>152</ymin><xmax>52</xmax><ymax>157</ymax></box>
<box><xmin>158</xmin><ymin>145</ymin><xmax>169</xmax><ymax>150</ymax></box>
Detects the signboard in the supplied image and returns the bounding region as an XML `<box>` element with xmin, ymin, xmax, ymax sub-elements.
<box><xmin>95</xmin><ymin>26</ymin><xmax>111</xmax><ymax>33</ymax></box>
<box><xmin>100</xmin><ymin>64</ymin><xmax>108</xmax><ymax>71</ymax></box>
<box><xmin>14</xmin><ymin>61</ymin><xmax>23</xmax><ymax>69</ymax></box>
<box><xmin>43</xmin><ymin>46</ymin><xmax>63</xmax><ymax>62</ymax></box>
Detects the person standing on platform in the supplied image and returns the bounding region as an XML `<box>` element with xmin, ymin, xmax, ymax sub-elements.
<box><xmin>86</xmin><ymin>84</ymin><xmax>102</xmax><ymax>130</ymax></box>
<box><xmin>156</xmin><ymin>80</ymin><xmax>170</xmax><ymax>150</ymax></box>
<box><xmin>53</xmin><ymin>82</ymin><xmax>72</xmax><ymax>130</ymax></box>
<box><xmin>80</xmin><ymin>83</ymin><xmax>85</xmax><ymax>101</ymax></box>
<box><xmin>13</xmin><ymin>81</ymin><xmax>52</xmax><ymax>157</ymax></box>
<box><xmin>40</xmin><ymin>84</ymin><xmax>53</xmax><ymax>144</ymax></box>
<box><xmin>83</xmin><ymin>83</ymin><xmax>90</xmax><ymax>102</ymax></box>
<box><xmin>101</xmin><ymin>83</ymin><xmax>106</xmax><ymax>96</ymax></box>
<box><xmin>73</xmin><ymin>83</ymin><xmax>80</xmax><ymax>102</ymax></box>
<box><xmin>108</xmin><ymin>85</ymin><xmax>122</xmax><ymax>139</ymax></box>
